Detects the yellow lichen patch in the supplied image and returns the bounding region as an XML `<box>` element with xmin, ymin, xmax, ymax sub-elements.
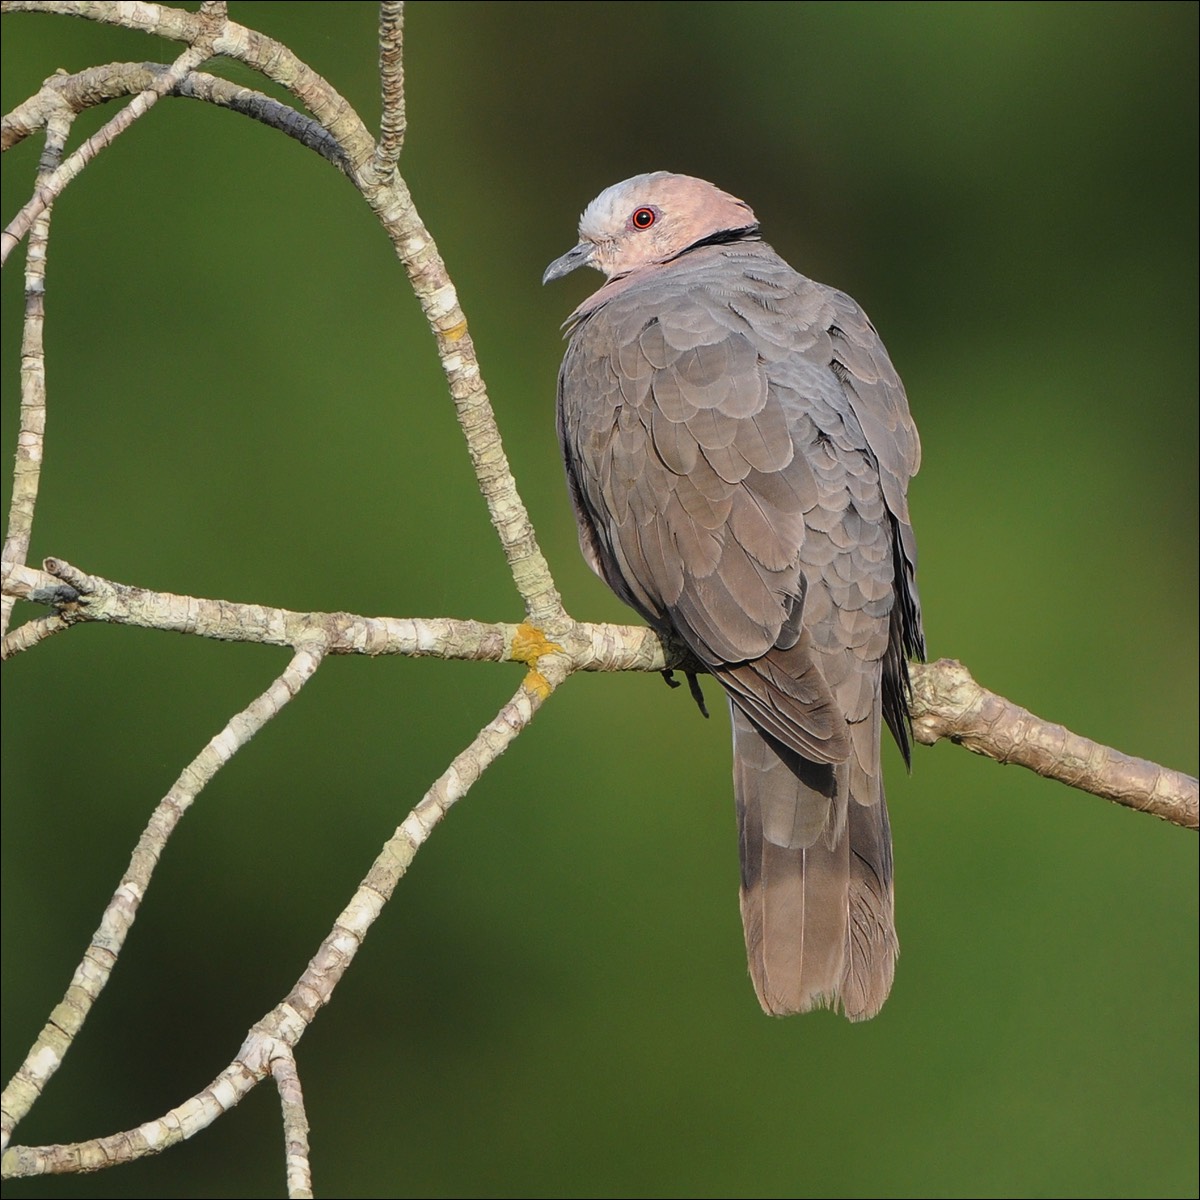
<box><xmin>511</xmin><ymin>623</ymin><xmax>563</xmax><ymax>667</ymax></box>
<box><xmin>522</xmin><ymin>669</ymin><xmax>553</xmax><ymax>701</ymax></box>
<box><xmin>443</xmin><ymin>318</ymin><xmax>469</xmax><ymax>342</ymax></box>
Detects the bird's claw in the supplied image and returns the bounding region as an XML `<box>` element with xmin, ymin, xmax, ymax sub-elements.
<box><xmin>661</xmin><ymin>668</ymin><xmax>709</xmax><ymax>718</ymax></box>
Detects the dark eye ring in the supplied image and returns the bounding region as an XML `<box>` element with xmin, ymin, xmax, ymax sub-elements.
<box><xmin>631</xmin><ymin>207</ymin><xmax>656</xmax><ymax>230</ymax></box>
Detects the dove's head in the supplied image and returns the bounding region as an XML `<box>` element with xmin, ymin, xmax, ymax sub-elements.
<box><xmin>543</xmin><ymin>172</ymin><xmax>759</xmax><ymax>285</ymax></box>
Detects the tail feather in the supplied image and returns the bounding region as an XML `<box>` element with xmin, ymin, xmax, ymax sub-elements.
<box><xmin>732</xmin><ymin>704</ymin><xmax>897</xmax><ymax>1021</ymax></box>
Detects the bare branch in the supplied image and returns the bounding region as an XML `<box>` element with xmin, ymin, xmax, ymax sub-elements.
<box><xmin>5</xmin><ymin>562</ymin><xmax>1192</xmax><ymax>826</ymax></box>
<box><xmin>372</xmin><ymin>0</ymin><xmax>406</xmax><ymax>178</ymax></box>
<box><xmin>0</xmin><ymin>4</ymin><xmax>227</xmax><ymax>265</ymax></box>
<box><xmin>3</xmin><ymin>1047</ymin><xmax>264</xmax><ymax>1175</ymax></box>
<box><xmin>6</xmin><ymin>574</ymin><xmax>1191</xmax><ymax>841</ymax></box>
<box><xmin>173</xmin><ymin>70</ymin><xmax>349</xmax><ymax>169</ymax></box>
<box><xmin>357</xmin><ymin>175</ymin><xmax>567</xmax><ymax>631</ymax></box>
<box><xmin>3</xmin><ymin>2</ymin><xmax>377</xmax><ymax>162</ymax></box>
<box><xmin>1</xmin><ymin>557</ymin><xmax>669</xmax><ymax>669</ymax></box>
<box><xmin>274</xmin><ymin>666</ymin><xmax>565</xmax><ymax>1030</ymax></box>
<box><xmin>910</xmin><ymin>658</ymin><xmax>1198</xmax><ymax>829</ymax></box>
<box><xmin>1</xmin><ymin>672</ymin><xmax>556</xmax><ymax>1177</ymax></box>
<box><xmin>269</xmin><ymin>1047</ymin><xmax>313</xmax><ymax>1200</ymax></box>
<box><xmin>0</xmin><ymin>112</ymin><xmax>71</xmax><ymax>635</ymax></box>
<box><xmin>3</xmin><ymin>62</ymin><xmax>350</xmax><ymax>169</ymax></box>
<box><xmin>2</xmin><ymin>5</ymin><xmax>562</xmax><ymax>631</ymax></box>
<box><xmin>0</xmin><ymin>645</ymin><xmax>326</xmax><ymax>1150</ymax></box>
<box><xmin>0</xmin><ymin>611</ymin><xmax>69</xmax><ymax>657</ymax></box>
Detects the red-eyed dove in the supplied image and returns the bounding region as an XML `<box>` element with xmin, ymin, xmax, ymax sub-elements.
<box><xmin>544</xmin><ymin>172</ymin><xmax>924</xmax><ymax>1020</ymax></box>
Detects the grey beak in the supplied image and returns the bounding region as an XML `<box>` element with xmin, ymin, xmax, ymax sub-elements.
<box><xmin>542</xmin><ymin>241</ymin><xmax>594</xmax><ymax>285</ymax></box>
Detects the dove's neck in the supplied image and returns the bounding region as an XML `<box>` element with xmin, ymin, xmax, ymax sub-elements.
<box><xmin>565</xmin><ymin>227</ymin><xmax>762</xmax><ymax>330</ymax></box>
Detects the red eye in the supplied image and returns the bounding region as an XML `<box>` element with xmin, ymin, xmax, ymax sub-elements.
<box><xmin>631</xmin><ymin>207</ymin><xmax>656</xmax><ymax>230</ymax></box>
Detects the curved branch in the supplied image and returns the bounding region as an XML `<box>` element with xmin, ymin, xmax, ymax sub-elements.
<box><xmin>354</xmin><ymin>174</ymin><xmax>566</xmax><ymax>630</ymax></box>
<box><xmin>3</xmin><ymin>2</ymin><xmax>377</xmax><ymax>160</ymax></box>
<box><xmin>0</xmin><ymin>2</ymin><xmax>227</xmax><ymax>264</ymax></box>
<box><xmin>0</xmin><ymin>644</ymin><xmax>326</xmax><ymax>1151</ymax></box>
<box><xmin>1</xmin><ymin>671</ymin><xmax>557</xmax><ymax>1178</ymax></box>
<box><xmin>3</xmin><ymin>61</ymin><xmax>349</xmax><ymax>167</ymax></box>
<box><xmin>1</xmin><ymin>11</ymin><xmax>563</xmax><ymax>631</ymax></box>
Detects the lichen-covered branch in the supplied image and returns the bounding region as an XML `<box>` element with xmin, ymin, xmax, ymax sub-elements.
<box><xmin>0</xmin><ymin>113</ymin><xmax>69</xmax><ymax>635</ymax></box>
<box><xmin>372</xmin><ymin>0</ymin><xmax>405</xmax><ymax>178</ymax></box>
<box><xmin>0</xmin><ymin>674</ymin><xmax>555</xmax><ymax>1179</ymax></box>
<box><xmin>269</xmin><ymin>1047</ymin><xmax>313</xmax><ymax>1200</ymax></box>
<box><xmin>0</xmin><ymin>5</ymin><xmax>1191</xmax><ymax>1189</ymax></box>
<box><xmin>5</xmin><ymin>560</ymin><xmax>1193</xmax><ymax>828</ymax></box>
<box><xmin>0</xmin><ymin>2</ymin><xmax>227</xmax><ymax>264</ymax></box>
<box><xmin>2</xmin><ymin>5</ymin><xmax>563</xmax><ymax>630</ymax></box>
<box><xmin>0</xmin><ymin>645</ymin><xmax>325</xmax><ymax>1151</ymax></box>
<box><xmin>0</xmin><ymin>610</ymin><xmax>68</xmax><ymax>656</ymax></box>
<box><xmin>909</xmin><ymin>658</ymin><xmax>1198</xmax><ymax>829</ymax></box>
<box><xmin>1</xmin><ymin>557</ymin><xmax>670</xmax><ymax>671</ymax></box>
<box><xmin>3</xmin><ymin>64</ymin><xmax>349</xmax><ymax>169</ymax></box>
<box><xmin>280</xmin><ymin>666</ymin><xmax>564</xmax><ymax>1025</ymax></box>
<box><xmin>354</xmin><ymin>161</ymin><xmax>565</xmax><ymax>632</ymax></box>
<box><xmin>3</xmin><ymin>2</ymin><xmax>377</xmax><ymax>160</ymax></box>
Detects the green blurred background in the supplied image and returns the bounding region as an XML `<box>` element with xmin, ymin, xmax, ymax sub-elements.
<box><xmin>2</xmin><ymin>3</ymin><xmax>1196</xmax><ymax>1196</ymax></box>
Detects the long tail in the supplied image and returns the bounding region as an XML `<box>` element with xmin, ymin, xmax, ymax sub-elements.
<box><xmin>732</xmin><ymin>705</ymin><xmax>897</xmax><ymax>1021</ymax></box>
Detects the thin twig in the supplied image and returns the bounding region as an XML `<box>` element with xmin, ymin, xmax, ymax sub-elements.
<box><xmin>0</xmin><ymin>611</ymin><xmax>70</xmax><ymax>657</ymax></box>
<box><xmin>0</xmin><ymin>644</ymin><xmax>326</xmax><ymax>1151</ymax></box>
<box><xmin>269</xmin><ymin>1046</ymin><xmax>313</xmax><ymax>1199</ymax></box>
<box><xmin>372</xmin><ymin>0</ymin><xmax>405</xmax><ymax>178</ymax></box>
<box><xmin>0</xmin><ymin>112</ymin><xmax>71</xmax><ymax>635</ymax></box>
<box><xmin>265</xmin><ymin>664</ymin><xmax>567</xmax><ymax>1049</ymax></box>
